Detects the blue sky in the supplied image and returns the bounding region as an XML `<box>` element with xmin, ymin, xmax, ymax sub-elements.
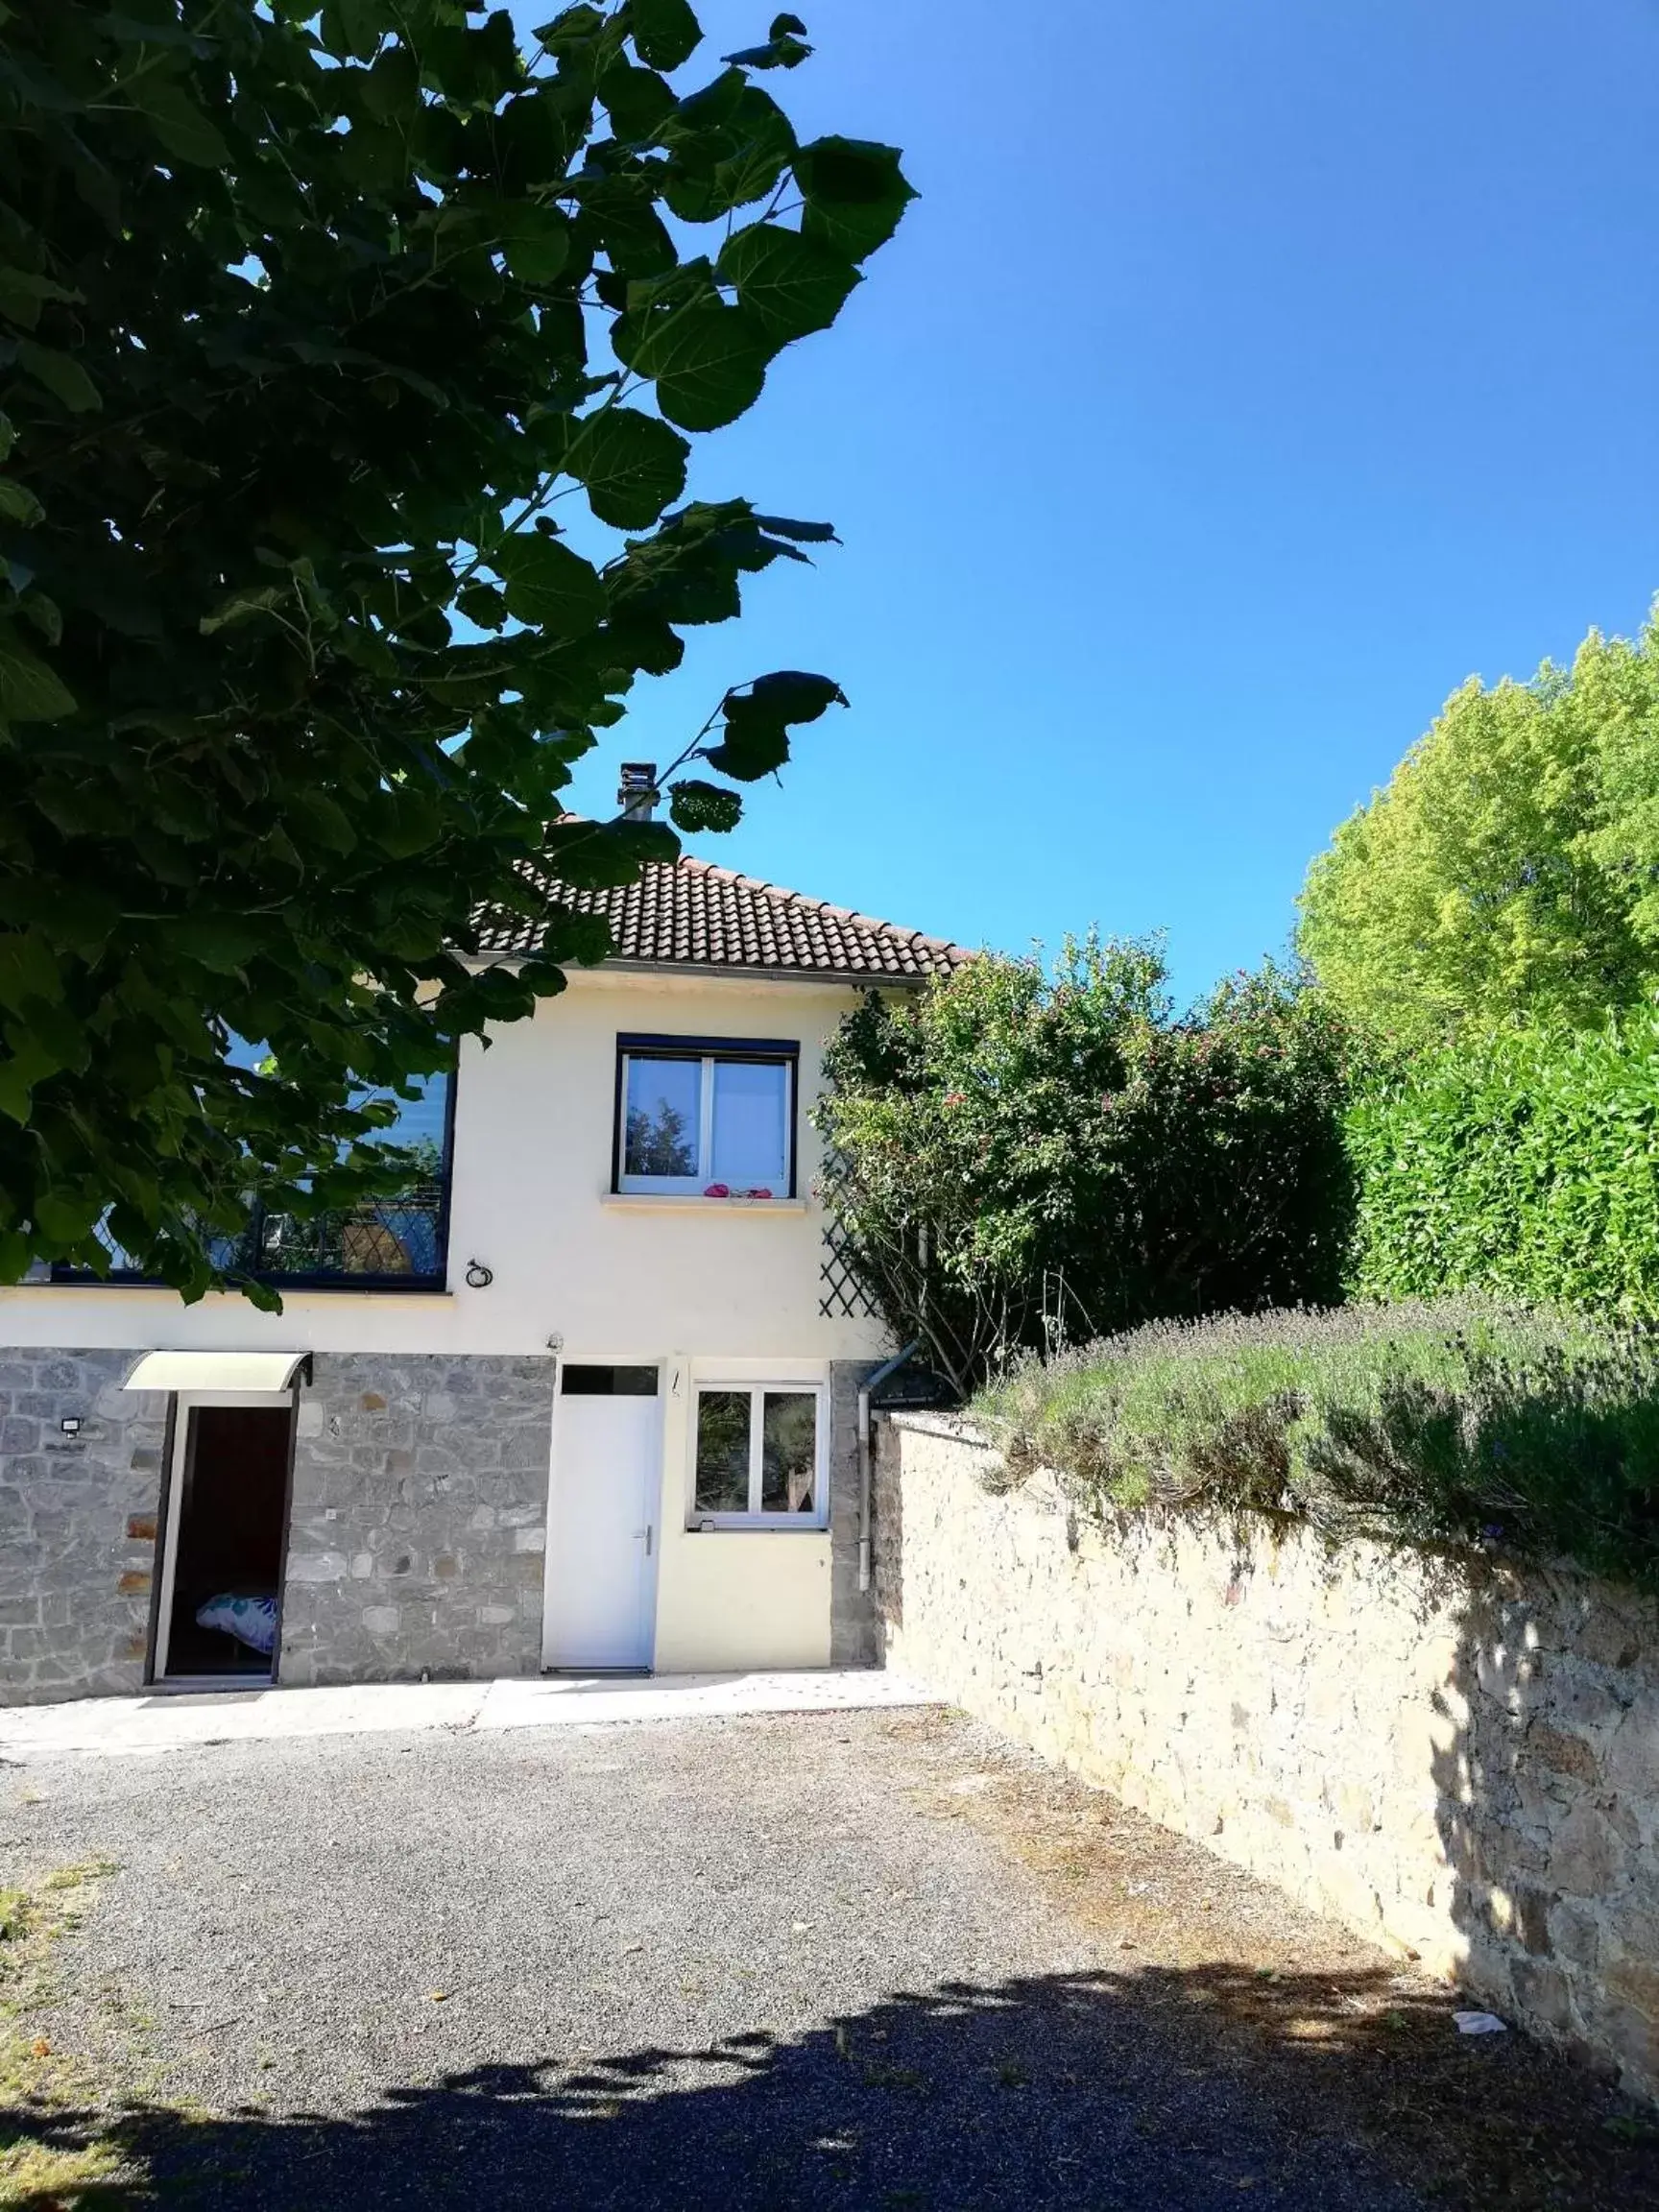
<box><xmin>527</xmin><ymin>0</ymin><xmax>1659</xmax><ymax>1001</ymax></box>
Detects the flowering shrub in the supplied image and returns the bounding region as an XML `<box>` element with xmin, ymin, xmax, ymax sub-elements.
<box><xmin>973</xmin><ymin>1296</ymin><xmax>1659</xmax><ymax>1592</ymax></box>
<box><xmin>813</xmin><ymin>936</ymin><xmax>1352</xmax><ymax>1392</ymax></box>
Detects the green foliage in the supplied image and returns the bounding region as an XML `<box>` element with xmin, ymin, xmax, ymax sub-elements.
<box><xmin>1345</xmin><ymin>1016</ymin><xmax>1659</xmax><ymax>1318</ymax></box>
<box><xmin>0</xmin><ymin>0</ymin><xmax>912</xmax><ymax>1296</ymax></box>
<box><xmin>814</xmin><ymin>938</ymin><xmax>1353</xmax><ymax>1394</ymax></box>
<box><xmin>1298</xmin><ymin>607</ymin><xmax>1659</xmax><ymax>1046</ymax></box>
<box><xmin>974</xmin><ymin>1297</ymin><xmax>1659</xmax><ymax>1594</ymax></box>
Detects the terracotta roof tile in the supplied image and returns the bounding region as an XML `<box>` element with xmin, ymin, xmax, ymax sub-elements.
<box><xmin>473</xmin><ymin>854</ymin><xmax>970</xmax><ymax>981</ymax></box>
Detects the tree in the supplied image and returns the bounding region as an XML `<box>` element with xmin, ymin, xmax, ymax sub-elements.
<box><xmin>1297</xmin><ymin>607</ymin><xmax>1659</xmax><ymax>1046</ymax></box>
<box><xmin>0</xmin><ymin>0</ymin><xmax>913</xmax><ymax>1298</ymax></box>
<box><xmin>625</xmin><ymin>1095</ymin><xmax>694</xmax><ymax>1175</ymax></box>
<box><xmin>814</xmin><ymin>939</ymin><xmax>1353</xmax><ymax>1395</ymax></box>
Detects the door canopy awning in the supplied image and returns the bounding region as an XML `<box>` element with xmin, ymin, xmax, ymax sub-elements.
<box><xmin>122</xmin><ymin>1350</ymin><xmax>310</xmax><ymax>1394</ymax></box>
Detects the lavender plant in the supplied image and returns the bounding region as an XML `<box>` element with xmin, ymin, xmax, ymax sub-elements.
<box><xmin>972</xmin><ymin>1296</ymin><xmax>1659</xmax><ymax>1592</ymax></box>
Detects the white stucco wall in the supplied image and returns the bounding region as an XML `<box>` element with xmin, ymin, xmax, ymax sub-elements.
<box><xmin>649</xmin><ymin>1354</ymin><xmax>834</xmax><ymax>1672</ymax></box>
<box><xmin>0</xmin><ymin>968</ymin><xmax>890</xmax><ymax>1367</ymax></box>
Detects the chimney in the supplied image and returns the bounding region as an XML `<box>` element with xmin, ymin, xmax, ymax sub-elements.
<box><xmin>617</xmin><ymin>761</ymin><xmax>659</xmax><ymax>822</ymax></box>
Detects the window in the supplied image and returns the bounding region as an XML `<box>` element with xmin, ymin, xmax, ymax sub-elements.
<box><xmin>615</xmin><ymin>1036</ymin><xmax>797</xmax><ymax>1196</ymax></box>
<box><xmin>50</xmin><ymin>1066</ymin><xmax>453</xmax><ymax>1289</ymax></box>
<box><xmin>690</xmin><ymin>1383</ymin><xmax>826</xmax><ymax>1527</ymax></box>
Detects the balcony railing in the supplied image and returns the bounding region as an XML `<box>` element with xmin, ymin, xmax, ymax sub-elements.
<box><xmin>48</xmin><ymin>1180</ymin><xmax>450</xmax><ymax>1291</ymax></box>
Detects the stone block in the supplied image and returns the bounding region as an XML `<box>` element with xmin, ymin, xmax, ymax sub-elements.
<box><xmin>286</xmin><ymin>1550</ymin><xmax>349</xmax><ymax>1583</ymax></box>
<box><xmin>1607</xmin><ymin>1958</ymin><xmax>1659</xmax><ymax>2029</ymax></box>
<box><xmin>1549</xmin><ymin>1804</ymin><xmax>1624</xmax><ymax>1897</ymax></box>
<box><xmin>1606</xmin><ymin>1708</ymin><xmax>1659</xmax><ymax>1801</ymax></box>
<box><xmin>1512</xmin><ymin>1957</ymin><xmax>1575</xmax><ymax>2035</ymax></box>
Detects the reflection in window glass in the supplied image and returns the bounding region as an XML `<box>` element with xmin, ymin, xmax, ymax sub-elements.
<box><xmin>624</xmin><ymin>1057</ymin><xmax>700</xmax><ymax>1180</ymax></box>
<box><xmin>694</xmin><ymin>1391</ymin><xmax>751</xmax><ymax>1513</ymax></box>
<box><xmin>761</xmin><ymin>1391</ymin><xmax>817</xmax><ymax>1513</ymax></box>
<box><xmin>709</xmin><ymin>1060</ymin><xmax>788</xmax><ymax>1188</ymax></box>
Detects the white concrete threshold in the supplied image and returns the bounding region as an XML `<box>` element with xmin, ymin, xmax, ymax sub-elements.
<box><xmin>0</xmin><ymin>1670</ymin><xmax>936</xmax><ymax>1760</ymax></box>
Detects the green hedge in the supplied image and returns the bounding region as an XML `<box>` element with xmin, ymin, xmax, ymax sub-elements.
<box><xmin>1345</xmin><ymin>1018</ymin><xmax>1659</xmax><ymax>1317</ymax></box>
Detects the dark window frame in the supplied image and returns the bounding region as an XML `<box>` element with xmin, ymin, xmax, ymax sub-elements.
<box><xmin>612</xmin><ymin>1034</ymin><xmax>800</xmax><ymax>1199</ymax></box>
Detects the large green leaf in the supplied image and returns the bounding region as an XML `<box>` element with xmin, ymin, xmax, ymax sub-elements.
<box><xmin>599</xmin><ymin>60</ymin><xmax>677</xmax><ymax>140</ymax></box>
<box><xmin>17</xmin><ymin>341</ymin><xmax>99</xmax><ymax>413</ymax></box>
<box><xmin>0</xmin><ymin>268</ymin><xmax>81</xmax><ymax>331</ymax></box>
<box><xmin>717</xmin><ymin>221</ymin><xmax>858</xmax><ymax>341</ymax></box>
<box><xmin>132</xmin><ymin>74</ymin><xmax>231</xmax><ymax>166</ymax></box>
<box><xmin>494</xmin><ymin>202</ymin><xmax>572</xmax><ymax>283</ymax></box>
<box><xmin>0</xmin><ymin>478</ymin><xmax>43</xmax><ymax>526</ymax></box>
<box><xmin>720</xmin><ymin>32</ymin><xmax>811</xmax><ymax>70</ymax></box>
<box><xmin>33</xmin><ymin>1189</ymin><xmax>106</xmax><ymax>1244</ymax></box>
<box><xmin>0</xmin><ymin>624</ymin><xmax>75</xmax><ymax>721</ymax></box>
<box><xmin>668</xmin><ymin>777</ymin><xmax>742</xmax><ymax>831</ymax></box>
<box><xmin>631</xmin><ymin>0</ymin><xmax>702</xmax><ymax>71</ymax></box>
<box><xmin>704</xmin><ymin>668</ymin><xmax>847</xmax><ymax>780</ymax></box>
<box><xmin>493</xmin><ymin>530</ymin><xmax>607</xmax><ymax>633</ymax></box>
<box><xmin>623</xmin><ymin>302</ymin><xmax>767</xmax><ymax>430</ymax></box>
<box><xmin>794</xmin><ymin>134</ymin><xmax>917</xmax><ymax>260</ymax></box>
<box><xmin>564</xmin><ymin>406</ymin><xmax>688</xmax><ymax>527</ymax></box>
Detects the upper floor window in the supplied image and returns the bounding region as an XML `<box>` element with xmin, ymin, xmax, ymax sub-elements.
<box><xmin>47</xmin><ymin>1068</ymin><xmax>453</xmax><ymax>1290</ymax></box>
<box><xmin>615</xmin><ymin>1035</ymin><xmax>798</xmax><ymax>1197</ymax></box>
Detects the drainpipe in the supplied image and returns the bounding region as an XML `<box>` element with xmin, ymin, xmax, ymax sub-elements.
<box><xmin>857</xmin><ymin>1339</ymin><xmax>922</xmax><ymax>1595</ymax></box>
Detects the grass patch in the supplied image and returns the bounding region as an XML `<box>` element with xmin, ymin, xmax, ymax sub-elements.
<box><xmin>0</xmin><ymin>1862</ymin><xmax>129</xmax><ymax>2208</ymax></box>
<box><xmin>973</xmin><ymin>1295</ymin><xmax>1659</xmax><ymax>1590</ymax></box>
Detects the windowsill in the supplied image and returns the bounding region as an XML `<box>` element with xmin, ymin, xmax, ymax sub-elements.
<box><xmin>600</xmin><ymin>1192</ymin><xmax>808</xmax><ymax>1214</ymax></box>
<box><xmin>685</xmin><ymin>1522</ymin><xmax>830</xmax><ymax>1535</ymax></box>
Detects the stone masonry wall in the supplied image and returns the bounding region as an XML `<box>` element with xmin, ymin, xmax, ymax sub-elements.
<box><xmin>876</xmin><ymin>1411</ymin><xmax>1659</xmax><ymax>2105</ymax></box>
<box><xmin>0</xmin><ymin>1349</ymin><xmax>169</xmax><ymax>1705</ymax></box>
<box><xmin>279</xmin><ymin>1352</ymin><xmax>555</xmax><ymax>1688</ymax></box>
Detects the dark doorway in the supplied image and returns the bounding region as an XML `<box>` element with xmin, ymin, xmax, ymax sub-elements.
<box><xmin>158</xmin><ymin>1404</ymin><xmax>294</xmax><ymax>1681</ymax></box>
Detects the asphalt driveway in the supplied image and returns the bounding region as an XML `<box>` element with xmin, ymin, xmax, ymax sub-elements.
<box><xmin>2</xmin><ymin>1706</ymin><xmax>1651</xmax><ymax>2210</ymax></box>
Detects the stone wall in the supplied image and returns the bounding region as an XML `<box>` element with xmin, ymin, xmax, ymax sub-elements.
<box><xmin>875</xmin><ymin>1411</ymin><xmax>1659</xmax><ymax>2104</ymax></box>
<box><xmin>0</xmin><ymin>1349</ymin><xmax>169</xmax><ymax>1705</ymax></box>
<box><xmin>279</xmin><ymin>1353</ymin><xmax>556</xmax><ymax>1688</ymax></box>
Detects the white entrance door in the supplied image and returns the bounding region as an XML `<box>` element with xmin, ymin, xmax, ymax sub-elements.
<box><xmin>541</xmin><ymin>1363</ymin><xmax>661</xmax><ymax>1671</ymax></box>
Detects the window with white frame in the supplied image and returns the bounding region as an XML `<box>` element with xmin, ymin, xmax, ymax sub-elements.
<box><xmin>690</xmin><ymin>1382</ymin><xmax>826</xmax><ymax>1528</ymax></box>
<box><xmin>615</xmin><ymin>1036</ymin><xmax>797</xmax><ymax>1196</ymax></box>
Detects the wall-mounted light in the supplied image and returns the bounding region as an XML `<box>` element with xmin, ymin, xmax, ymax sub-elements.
<box><xmin>465</xmin><ymin>1259</ymin><xmax>494</xmax><ymax>1289</ymax></box>
<box><xmin>59</xmin><ymin>1416</ymin><xmax>82</xmax><ymax>1436</ymax></box>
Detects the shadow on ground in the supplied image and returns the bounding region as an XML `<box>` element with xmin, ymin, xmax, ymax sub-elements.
<box><xmin>6</xmin><ymin>1956</ymin><xmax>1657</xmax><ymax>2211</ymax></box>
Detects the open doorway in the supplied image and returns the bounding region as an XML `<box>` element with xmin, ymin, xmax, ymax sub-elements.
<box><xmin>153</xmin><ymin>1395</ymin><xmax>296</xmax><ymax>1684</ymax></box>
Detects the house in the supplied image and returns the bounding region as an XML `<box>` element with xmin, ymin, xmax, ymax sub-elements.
<box><xmin>0</xmin><ymin>793</ymin><xmax>967</xmax><ymax>1705</ymax></box>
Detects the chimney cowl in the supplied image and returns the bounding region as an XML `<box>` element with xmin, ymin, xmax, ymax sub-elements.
<box><xmin>617</xmin><ymin>761</ymin><xmax>659</xmax><ymax>822</ymax></box>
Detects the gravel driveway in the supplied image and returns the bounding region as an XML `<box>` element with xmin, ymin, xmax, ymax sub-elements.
<box><xmin>2</xmin><ymin>1706</ymin><xmax>1650</xmax><ymax>2210</ymax></box>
